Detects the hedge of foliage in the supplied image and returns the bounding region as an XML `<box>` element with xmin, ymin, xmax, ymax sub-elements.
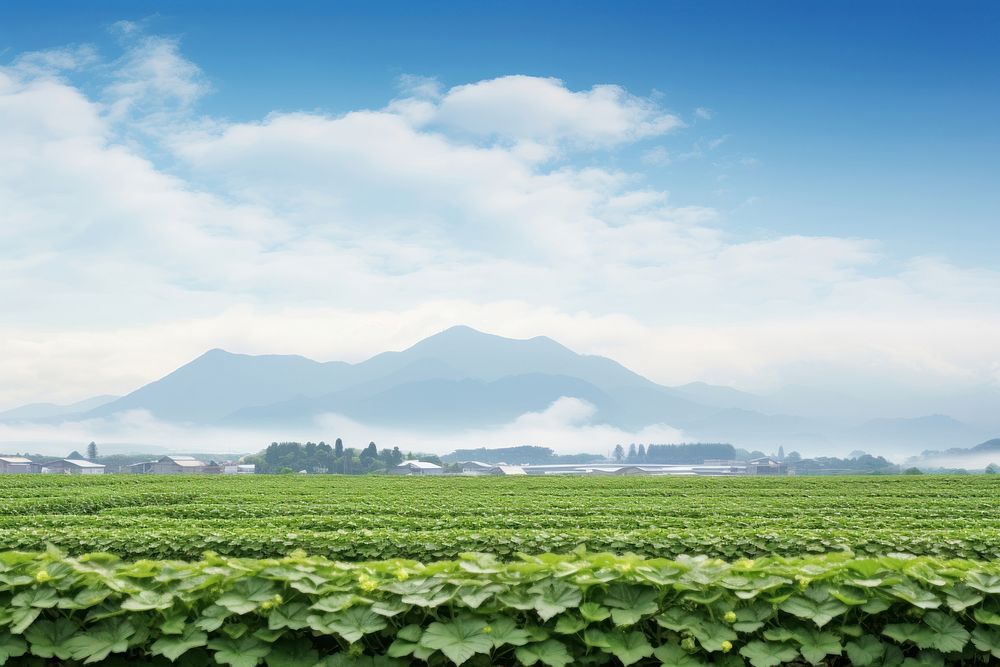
<box><xmin>2</xmin><ymin>549</ymin><xmax>1000</xmax><ymax>666</ymax></box>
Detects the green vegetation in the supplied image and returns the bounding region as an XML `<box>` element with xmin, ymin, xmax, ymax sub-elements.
<box><xmin>245</xmin><ymin>441</ymin><xmax>409</xmax><ymax>475</ymax></box>
<box><xmin>3</xmin><ymin>475</ymin><xmax>1000</xmax><ymax>665</ymax></box>
<box><xmin>2</xmin><ymin>549</ymin><xmax>1000</xmax><ymax>666</ymax></box>
<box><xmin>2</xmin><ymin>475</ymin><xmax>1000</xmax><ymax>561</ymax></box>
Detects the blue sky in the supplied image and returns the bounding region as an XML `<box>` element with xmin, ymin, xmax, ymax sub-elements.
<box><xmin>5</xmin><ymin>0</ymin><xmax>997</xmax><ymax>260</ymax></box>
<box><xmin>0</xmin><ymin>1</ymin><xmax>998</xmax><ymax>417</ymax></box>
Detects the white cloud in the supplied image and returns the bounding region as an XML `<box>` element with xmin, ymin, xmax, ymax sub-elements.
<box><xmin>0</xmin><ymin>32</ymin><xmax>998</xmax><ymax>421</ymax></box>
<box><xmin>103</xmin><ymin>34</ymin><xmax>210</xmax><ymax>131</ymax></box>
<box><xmin>424</xmin><ymin>75</ymin><xmax>683</xmax><ymax>148</ymax></box>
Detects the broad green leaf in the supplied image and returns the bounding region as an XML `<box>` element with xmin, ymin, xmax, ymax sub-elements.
<box><xmin>207</xmin><ymin>635</ymin><xmax>271</xmax><ymax>667</ymax></box>
<box><xmin>974</xmin><ymin>607</ymin><xmax>1000</xmax><ymax>626</ymax></box>
<box><xmin>419</xmin><ymin>617</ymin><xmax>493</xmax><ymax>665</ymax></box>
<box><xmin>604</xmin><ymin>630</ymin><xmax>654</xmax><ymax>666</ymax></box>
<box><xmin>267</xmin><ymin>602</ymin><xmax>311</xmax><ymax>630</ymax></box>
<box><xmin>0</xmin><ymin>632</ymin><xmax>27</xmax><ymax>665</ymax></box>
<box><xmin>216</xmin><ymin>579</ymin><xmax>279</xmax><ymax>615</ymax></box>
<box><xmin>121</xmin><ymin>589</ymin><xmax>174</xmax><ymax>611</ymax></box>
<box><xmin>24</xmin><ymin>617</ymin><xmax>77</xmax><ymax>659</ymax></box>
<box><xmin>325</xmin><ymin>607</ymin><xmax>387</xmax><ymax>643</ymax></box>
<box><xmin>652</xmin><ymin>642</ymin><xmax>711</xmax><ymax>666</ymax></box>
<box><xmin>690</xmin><ymin>620</ymin><xmax>737</xmax><ymax>652</ymax></box>
<box><xmin>485</xmin><ymin>617</ymin><xmax>532</xmax><ymax>647</ymax></box>
<box><xmin>579</xmin><ymin>602</ymin><xmax>611</xmax><ymax>622</ymax></box>
<box><xmin>779</xmin><ymin>595</ymin><xmax>848</xmax><ymax>627</ymax></box>
<box><xmin>796</xmin><ymin>629</ymin><xmax>841</xmax><ymax>664</ymax></box>
<box><xmin>64</xmin><ymin>621</ymin><xmax>135</xmax><ymax>664</ymax></box>
<box><xmin>844</xmin><ymin>635</ymin><xmax>885</xmax><ymax>666</ymax></box>
<box><xmin>883</xmin><ymin>623</ymin><xmax>937</xmax><ymax>649</ymax></box>
<box><xmin>921</xmin><ymin>610</ymin><xmax>969</xmax><ymax>653</ymax></box>
<box><xmin>944</xmin><ymin>584</ymin><xmax>982</xmax><ymax>612</ymax></box>
<box><xmin>515</xmin><ymin>639</ymin><xmax>574</xmax><ymax>667</ymax></box>
<box><xmin>740</xmin><ymin>640</ymin><xmax>798</xmax><ymax>667</ymax></box>
<box><xmin>529</xmin><ymin>581</ymin><xmax>582</xmax><ymax>621</ymax></box>
<box><xmin>151</xmin><ymin>626</ymin><xmax>208</xmax><ymax>661</ymax></box>
<box><xmin>733</xmin><ymin>603</ymin><xmax>772</xmax><ymax>632</ymax></box>
<box><xmin>553</xmin><ymin>614</ymin><xmax>586</xmax><ymax>634</ymax></box>
<box><xmin>970</xmin><ymin>626</ymin><xmax>1000</xmax><ymax>658</ymax></box>
<box><xmin>263</xmin><ymin>640</ymin><xmax>319</xmax><ymax>667</ymax></box>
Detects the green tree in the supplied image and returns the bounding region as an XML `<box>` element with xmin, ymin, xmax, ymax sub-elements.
<box><xmin>903</xmin><ymin>467</ymin><xmax>923</xmax><ymax>475</ymax></box>
<box><xmin>334</xmin><ymin>438</ymin><xmax>344</xmax><ymax>457</ymax></box>
<box><xmin>985</xmin><ymin>463</ymin><xmax>999</xmax><ymax>474</ymax></box>
<box><xmin>86</xmin><ymin>442</ymin><xmax>98</xmax><ymax>461</ymax></box>
<box><xmin>612</xmin><ymin>444</ymin><xmax>625</xmax><ymax>463</ymax></box>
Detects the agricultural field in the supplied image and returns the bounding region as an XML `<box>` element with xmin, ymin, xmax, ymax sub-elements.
<box><xmin>1</xmin><ymin>475</ymin><xmax>1000</xmax><ymax>561</ymax></box>
<box><xmin>2</xmin><ymin>474</ymin><xmax>1000</xmax><ymax>666</ymax></box>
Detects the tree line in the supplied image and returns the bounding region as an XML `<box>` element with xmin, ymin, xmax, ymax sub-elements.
<box><xmin>245</xmin><ymin>440</ymin><xmax>429</xmax><ymax>474</ymax></box>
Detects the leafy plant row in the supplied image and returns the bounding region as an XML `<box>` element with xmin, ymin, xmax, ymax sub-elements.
<box><xmin>4</xmin><ymin>525</ymin><xmax>1000</xmax><ymax>562</ymax></box>
<box><xmin>2</xmin><ymin>475</ymin><xmax>1000</xmax><ymax>562</ymax></box>
<box><xmin>2</xmin><ymin>549</ymin><xmax>1000</xmax><ymax>666</ymax></box>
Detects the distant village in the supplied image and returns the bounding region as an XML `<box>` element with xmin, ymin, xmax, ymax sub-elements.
<box><xmin>0</xmin><ymin>453</ymin><xmax>255</xmax><ymax>475</ymax></box>
<box><xmin>0</xmin><ymin>441</ymin><xmax>920</xmax><ymax>477</ymax></box>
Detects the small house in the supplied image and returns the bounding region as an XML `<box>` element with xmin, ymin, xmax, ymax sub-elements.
<box><xmin>460</xmin><ymin>461</ymin><xmax>493</xmax><ymax>474</ymax></box>
<box><xmin>38</xmin><ymin>459</ymin><xmax>105</xmax><ymax>474</ymax></box>
<box><xmin>151</xmin><ymin>455</ymin><xmax>209</xmax><ymax>474</ymax></box>
<box><xmin>0</xmin><ymin>456</ymin><xmax>33</xmax><ymax>473</ymax></box>
<box><xmin>748</xmin><ymin>457</ymin><xmax>787</xmax><ymax>475</ymax></box>
<box><xmin>489</xmin><ymin>465</ymin><xmax>527</xmax><ymax>476</ymax></box>
<box><xmin>391</xmin><ymin>461</ymin><xmax>444</xmax><ymax>476</ymax></box>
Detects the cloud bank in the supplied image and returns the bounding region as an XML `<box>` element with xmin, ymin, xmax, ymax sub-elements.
<box><xmin>1</xmin><ymin>29</ymin><xmax>998</xmax><ymax>422</ymax></box>
<box><xmin>0</xmin><ymin>398</ymin><xmax>685</xmax><ymax>458</ymax></box>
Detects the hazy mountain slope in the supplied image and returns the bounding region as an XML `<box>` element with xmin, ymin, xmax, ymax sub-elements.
<box><xmin>356</xmin><ymin>326</ymin><xmax>661</xmax><ymax>389</ymax></box>
<box><xmin>50</xmin><ymin>325</ymin><xmax>982</xmax><ymax>456</ymax></box>
<box><xmin>85</xmin><ymin>350</ymin><xmax>350</xmax><ymax>423</ymax></box>
<box><xmin>81</xmin><ymin>326</ymin><xmax>707</xmax><ymax>429</ymax></box>
<box><xmin>225</xmin><ymin>374</ymin><xmax>616</xmax><ymax>430</ymax></box>
<box><xmin>844</xmin><ymin>415</ymin><xmax>983</xmax><ymax>450</ymax></box>
<box><xmin>0</xmin><ymin>395</ymin><xmax>119</xmax><ymax>422</ymax></box>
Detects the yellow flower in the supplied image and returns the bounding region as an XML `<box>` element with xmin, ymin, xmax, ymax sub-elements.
<box><xmin>482</xmin><ymin>625</ymin><xmax>493</xmax><ymax>634</ymax></box>
<box><xmin>35</xmin><ymin>570</ymin><xmax>51</xmax><ymax>583</ymax></box>
<box><xmin>721</xmin><ymin>640</ymin><xmax>733</xmax><ymax>653</ymax></box>
<box><xmin>358</xmin><ymin>574</ymin><xmax>378</xmax><ymax>592</ymax></box>
<box><xmin>724</xmin><ymin>611</ymin><xmax>737</xmax><ymax>623</ymax></box>
<box><xmin>394</xmin><ymin>569</ymin><xmax>409</xmax><ymax>581</ymax></box>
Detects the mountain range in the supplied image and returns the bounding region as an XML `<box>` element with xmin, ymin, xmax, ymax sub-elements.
<box><xmin>2</xmin><ymin>326</ymin><xmax>996</xmax><ymax>456</ymax></box>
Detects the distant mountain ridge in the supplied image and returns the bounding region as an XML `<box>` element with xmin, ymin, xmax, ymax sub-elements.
<box><xmin>3</xmin><ymin>326</ymin><xmax>995</xmax><ymax>454</ymax></box>
<box><xmin>0</xmin><ymin>395</ymin><xmax>118</xmax><ymax>422</ymax></box>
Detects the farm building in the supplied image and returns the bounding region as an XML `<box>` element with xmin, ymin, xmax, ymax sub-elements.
<box><xmin>748</xmin><ymin>457</ymin><xmax>787</xmax><ymax>475</ymax></box>
<box><xmin>37</xmin><ymin>459</ymin><xmax>105</xmax><ymax>474</ymax></box>
<box><xmin>391</xmin><ymin>461</ymin><xmax>444</xmax><ymax>475</ymax></box>
<box><xmin>460</xmin><ymin>461</ymin><xmax>493</xmax><ymax>474</ymax></box>
<box><xmin>489</xmin><ymin>465</ymin><xmax>527</xmax><ymax>475</ymax></box>
<box><xmin>0</xmin><ymin>456</ymin><xmax>33</xmax><ymax>473</ymax></box>
<box><xmin>151</xmin><ymin>455</ymin><xmax>209</xmax><ymax>474</ymax></box>
<box><xmin>223</xmin><ymin>464</ymin><xmax>257</xmax><ymax>474</ymax></box>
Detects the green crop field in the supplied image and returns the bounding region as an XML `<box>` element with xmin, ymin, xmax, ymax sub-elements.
<box><xmin>2</xmin><ymin>475</ymin><xmax>1000</xmax><ymax>561</ymax></box>
<box><xmin>2</xmin><ymin>474</ymin><xmax>1000</xmax><ymax>666</ymax></box>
